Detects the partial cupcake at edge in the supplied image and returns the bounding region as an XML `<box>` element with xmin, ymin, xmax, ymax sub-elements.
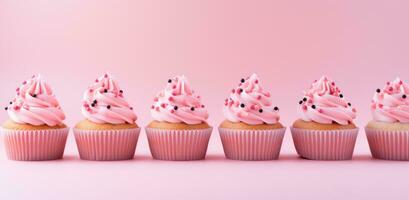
<box><xmin>2</xmin><ymin>75</ymin><xmax>69</xmax><ymax>161</ymax></box>
<box><xmin>219</xmin><ymin>74</ymin><xmax>286</xmax><ymax>160</ymax></box>
<box><xmin>365</xmin><ymin>78</ymin><xmax>409</xmax><ymax>160</ymax></box>
<box><xmin>146</xmin><ymin>75</ymin><xmax>212</xmax><ymax>161</ymax></box>
<box><xmin>291</xmin><ymin>76</ymin><xmax>359</xmax><ymax>160</ymax></box>
<box><xmin>73</xmin><ymin>73</ymin><xmax>140</xmax><ymax>161</ymax></box>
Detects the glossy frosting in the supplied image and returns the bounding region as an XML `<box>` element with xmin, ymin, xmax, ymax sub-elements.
<box><xmin>150</xmin><ymin>75</ymin><xmax>209</xmax><ymax>124</ymax></box>
<box><xmin>6</xmin><ymin>75</ymin><xmax>66</xmax><ymax>126</ymax></box>
<box><xmin>223</xmin><ymin>74</ymin><xmax>280</xmax><ymax>125</ymax></box>
<box><xmin>81</xmin><ymin>73</ymin><xmax>137</xmax><ymax>124</ymax></box>
<box><xmin>298</xmin><ymin>76</ymin><xmax>356</xmax><ymax>125</ymax></box>
<box><xmin>371</xmin><ymin>78</ymin><xmax>409</xmax><ymax>123</ymax></box>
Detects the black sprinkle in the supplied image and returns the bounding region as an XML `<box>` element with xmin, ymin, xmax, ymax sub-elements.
<box><xmin>339</xmin><ymin>94</ymin><xmax>343</xmax><ymax>98</ymax></box>
<box><xmin>240</xmin><ymin>103</ymin><xmax>245</xmax><ymax>108</ymax></box>
<box><xmin>299</xmin><ymin>100</ymin><xmax>303</xmax><ymax>104</ymax></box>
<box><xmin>93</xmin><ymin>100</ymin><xmax>97</xmax><ymax>104</ymax></box>
<box><xmin>348</xmin><ymin>102</ymin><xmax>352</xmax><ymax>106</ymax></box>
<box><xmin>174</xmin><ymin>106</ymin><xmax>178</xmax><ymax>110</ymax></box>
<box><xmin>259</xmin><ymin>109</ymin><xmax>263</xmax><ymax>113</ymax></box>
<box><xmin>91</xmin><ymin>103</ymin><xmax>95</xmax><ymax>107</ymax></box>
<box><xmin>240</xmin><ymin>78</ymin><xmax>245</xmax><ymax>83</ymax></box>
<box><xmin>32</xmin><ymin>94</ymin><xmax>37</xmax><ymax>98</ymax></box>
<box><xmin>191</xmin><ymin>107</ymin><xmax>195</xmax><ymax>111</ymax></box>
<box><xmin>239</xmin><ymin>88</ymin><xmax>243</xmax><ymax>93</ymax></box>
<box><xmin>104</xmin><ymin>89</ymin><xmax>108</xmax><ymax>93</ymax></box>
<box><xmin>5</xmin><ymin>107</ymin><xmax>8</xmax><ymax>110</ymax></box>
<box><xmin>376</xmin><ymin>88</ymin><xmax>381</xmax><ymax>93</ymax></box>
<box><xmin>107</xmin><ymin>105</ymin><xmax>111</xmax><ymax>109</ymax></box>
<box><xmin>274</xmin><ymin>106</ymin><xmax>279</xmax><ymax>111</ymax></box>
<box><xmin>311</xmin><ymin>105</ymin><xmax>316</xmax><ymax>109</ymax></box>
<box><xmin>403</xmin><ymin>94</ymin><xmax>407</xmax><ymax>99</ymax></box>
<box><xmin>9</xmin><ymin>101</ymin><xmax>12</xmax><ymax>104</ymax></box>
<box><xmin>119</xmin><ymin>90</ymin><xmax>123</xmax><ymax>93</ymax></box>
<box><xmin>303</xmin><ymin>97</ymin><xmax>307</xmax><ymax>102</ymax></box>
<box><xmin>130</xmin><ymin>107</ymin><xmax>133</xmax><ymax>110</ymax></box>
<box><xmin>168</xmin><ymin>79</ymin><xmax>172</xmax><ymax>83</ymax></box>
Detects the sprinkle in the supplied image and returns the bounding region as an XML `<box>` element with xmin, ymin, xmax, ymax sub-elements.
<box><xmin>258</xmin><ymin>109</ymin><xmax>263</xmax><ymax>113</ymax></box>
<box><xmin>104</xmin><ymin>74</ymin><xmax>109</xmax><ymax>78</ymax></box>
<box><xmin>104</xmin><ymin>89</ymin><xmax>108</xmax><ymax>93</ymax></box>
<box><xmin>191</xmin><ymin>107</ymin><xmax>195</xmax><ymax>111</ymax></box>
<box><xmin>91</xmin><ymin>103</ymin><xmax>95</xmax><ymax>107</ymax></box>
<box><xmin>130</xmin><ymin>107</ymin><xmax>133</xmax><ymax>110</ymax></box>
<box><xmin>174</xmin><ymin>106</ymin><xmax>178</xmax><ymax>110</ymax></box>
<box><xmin>154</xmin><ymin>97</ymin><xmax>158</xmax><ymax>102</ymax></box>
<box><xmin>376</xmin><ymin>88</ymin><xmax>381</xmax><ymax>93</ymax></box>
<box><xmin>9</xmin><ymin>101</ymin><xmax>12</xmax><ymax>104</ymax></box>
<box><xmin>231</xmin><ymin>89</ymin><xmax>235</xmax><ymax>93</ymax></box>
<box><xmin>303</xmin><ymin>97</ymin><xmax>307</xmax><ymax>102</ymax></box>
<box><xmin>311</xmin><ymin>105</ymin><xmax>316</xmax><ymax>109</ymax></box>
<box><xmin>238</xmin><ymin>88</ymin><xmax>243</xmax><ymax>94</ymax></box>
<box><xmin>201</xmin><ymin>105</ymin><xmax>205</xmax><ymax>108</ymax></box>
<box><xmin>240</xmin><ymin>103</ymin><xmax>245</xmax><ymax>108</ymax></box>
<box><xmin>93</xmin><ymin>100</ymin><xmax>97</xmax><ymax>104</ymax></box>
<box><xmin>32</xmin><ymin>94</ymin><xmax>37</xmax><ymax>98</ymax></box>
<box><xmin>119</xmin><ymin>90</ymin><xmax>123</xmax><ymax>93</ymax></box>
<box><xmin>403</xmin><ymin>94</ymin><xmax>407</xmax><ymax>99</ymax></box>
<box><xmin>95</xmin><ymin>79</ymin><xmax>99</xmax><ymax>82</ymax></box>
<box><xmin>170</xmin><ymin>109</ymin><xmax>175</xmax><ymax>113</ymax></box>
<box><xmin>155</xmin><ymin>107</ymin><xmax>160</xmax><ymax>111</ymax></box>
<box><xmin>22</xmin><ymin>81</ymin><xmax>27</xmax><ymax>85</ymax></box>
<box><xmin>348</xmin><ymin>102</ymin><xmax>352</xmax><ymax>106</ymax></box>
<box><xmin>172</xmin><ymin>85</ymin><xmax>177</xmax><ymax>89</ymax></box>
<box><xmin>89</xmin><ymin>89</ymin><xmax>93</xmax><ymax>93</ymax></box>
<box><xmin>107</xmin><ymin>105</ymin><xmax>111</xmax><ymax>109</ymax></box>
<box><xmin>255</xmin><ymin>79</ymin><xmax>259</xmax><ymax>84</ymax></box>
<box><xmin>168</xmin><ymin>97</ymin><xmax>174</xmax><ymax>101</ymax></box>
<box><xmin>168</xmin><ymin>79</ymin><xmax>172</xmax><ymax>83</ymax></box>
<box><xmin>299</xmin><ymin>100</ymin><xmax>303</xmax><ymax>105</ymax></box>
<box><xmin>274</xmin><ymin>106</ymin><xmax>279</xmax><ymax>111</ymax></box>
<box><xmin>240</xmin><ymin>78</ymin><xmax>245</xmax><ymax>83</ymax></box>
<box><xmin>5</xmin><ymin>107</ymin><xmax>8</xmax><ymax>110</ymax></box>
<box><xmin>161</xmin><ymin>103</ymin><xmax>166</xmax><ymax>108</ymax></box>
<box><xmin>339</xmin><ymin>94</ymin><xmax>343</xmax><ymax>98</ymax></box>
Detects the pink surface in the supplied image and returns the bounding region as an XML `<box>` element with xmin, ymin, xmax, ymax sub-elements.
<box><xmin>1</xmin><ymin>0</ymin><xmax>409</xmax><ymax>199</ymax></box>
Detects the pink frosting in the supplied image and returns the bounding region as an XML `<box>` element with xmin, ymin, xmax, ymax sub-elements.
<box><xmin>6</xmin><ymin>75</ymin><xmax>66</xmax><ymax>126</ymax></box>
<box><xmin>371</xmin><ymin>78</ymin><xmax>409</xmax><ymax>123</ymax></box>
<box><xmin>298</xmin><ymin>76</ymin><xmax>357</xmax><ymax>125</ymax></box>
<box><xmin>150</xmin><ymin>75</ymin><xmax>209</xmax><ymax>124</ymax></box>
<box><xmin>223</xmin><ymin>74</ymin><xmax>280</xmax><ymax>125</ymax></box>
<box><xmin>81</xmin><ymin>73</ymin><xmax>137</xmax><ymax>124</ymax></box>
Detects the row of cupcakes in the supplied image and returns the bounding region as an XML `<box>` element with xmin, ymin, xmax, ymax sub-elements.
<box><xmin>1</xmin><ymin>73</ymin><xmax>409</xmax><ymax>161</ymax></box>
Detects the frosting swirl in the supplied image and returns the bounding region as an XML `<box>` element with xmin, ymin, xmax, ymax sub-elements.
<box><xmin>6</xmin><ymin>75</ymin><xmax>66</xmax><ymax>126</ymax></box>
<box><xmin>223</xmin><ymin>74</ymin><xmax>280</xmax><ymax>125</ymax></box>
<box><xmin>81</xmin><ymin>73</ymin><xmax>137</xmax><ymax>124</ymax></box>
<box><xmin>150</xmin><ymin>75</ymin><xmax>209</xmax><ymax>124</ymax></box>
<box><xmin>371</xmin><ymin>78</ymin><xmax>409</xmax><ymax>123</ymax></box>
<box><xmin>298</xmin><ymin>76</ymin><xmax>356</xmax><ymax>125</ymax></box>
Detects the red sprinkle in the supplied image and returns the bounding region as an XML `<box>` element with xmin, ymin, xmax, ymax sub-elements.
<box><xmin>257</xmin><ymin>95</ymin><xmax>262</xmax><ymax>100</ymax></box>
<box><xmin>95</xmin><ymin>79</ymin><xmax>99</xmax><ymax>82</ymax></box>
<box><xmin>22</xmin><ymin>81</ymin><xmax>27</xmax><ymax>85</ymax></box>
<box><xmin>151</xmin><ymin>105</ymin><xmax>154</xmax><ymax>109</ymax></box>
<box><xmin>155</xmin><ymin>107</ymin><xmax>160</xmax><ymax>111</ymax></box>
<box><xmin>168</xmin><ymin>97</ymin><xmax>174</xmax><ymax>102</ymax></box>
<box><xmin>170</xmin><ymin>109</ymin><xmax>175</xmax><ymax>113</ymax></box>
<box><xmin>154</xmin><ymin>97</ymin><xmax>158</xmax><ymax>102</ymax></box>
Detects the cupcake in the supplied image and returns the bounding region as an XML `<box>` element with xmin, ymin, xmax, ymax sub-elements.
<box><xmin>146</xmin><ymin>75</ymin><xmax>212</xmax><ymax>161</ymax></box>
<box><xmin>73</xmin><ymin>73</ymin><xmax>140</xmax><ymax>161</ymax></box>
<box><xmin>291</xmin><ymin>76</ymin><xmax>359</xmax><ymax>160</ymax></box>
<box><xmin>365</xmin><ymin>78</ymin><xmax>409</xmax><ymax>160</ymax></box>
<box><xmin>2</xmin><ymin>75</ymin><xmax>69</xmax><ymax>161</ymax></box>
<box><xmin>218</xmin><ymin>74</ymin><xmax>285</xmax><ymax>160</ymax></box>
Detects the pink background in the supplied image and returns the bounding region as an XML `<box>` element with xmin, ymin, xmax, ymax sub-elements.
<box><xmin>1</xmin><ymin>0</ymin><xmax>409</xmax><ymax>199</ymax></box>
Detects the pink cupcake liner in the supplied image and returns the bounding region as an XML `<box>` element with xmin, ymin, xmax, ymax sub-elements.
<box><xmin>291</xmin><ymin>127</ymin><xmax>359</xmax><ymax>160</ymax></box>
<box><xmin>145</xmin><ymin>127</ymin><xmax>212</xmax><ymax>161</ymax></box>
<box><xmin>73</xmin><ymin>128</ymin><xmax>140</xmax><ymax>161</ymax></box>
<box><xmin>365</xmin><ymin>128</ymin><xmax>409</xmax><ymax>161</ymax></box>
<box><xmin>2</xmin><ymin>127</ymin><xmax>69</xmax><ymax>161</ymax></box>
<box><xmin>218</xmin><ymin>128</ymin><xmax>286</xmax><ymax>160</ymax></box>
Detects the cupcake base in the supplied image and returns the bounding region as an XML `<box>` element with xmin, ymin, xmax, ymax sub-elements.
<box><xmin>218</xmin><ymin>127</ymin><xmax>286</xmax><ymax>161</ymax></box>
<box><xmin>73</xmin><ymin>128</ymin><xmax>140</xmax><ymax>161</ymax></box>
<box><xmin>291</xmin><ymin>127</ymin><xmax>359</xmax><ymax>160</ymax></box>
<box><xmin>2</xmin><ymin>127</ymin><xmax>69</xmax><ymax>161</ymax></box>
<box><xmin>145</xmin><ymin>127</ymin><xmax>212</xmax><ymax>161</ymax></box>
<box><xmin>366</xmin><ymin>128</ymin><xmax>409</xmax><ymax>161</ymax></box>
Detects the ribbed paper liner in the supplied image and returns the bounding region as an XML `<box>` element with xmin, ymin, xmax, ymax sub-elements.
<box><xmin>291</xmin><ymin>127</ymin><xmax>359</xmax><ymax>160</ymax></box>
<box><xmin>2</xmin><ymin>127</ymin><xmax>69</xmax><ymax>161</ymax></box>
<box><xmin>73</xmin><ymin>128</ymin><xmax>140</xmax><ymax>161</ymax></box>
<box><xmin>365</xmin><ymin>128</ymin><xmax>409</xmax><ymax>160</ymax></box>
<box><xmin>145</xmin><ymin>127</ymin><xmax>212</xmax><ymax>161</ymax></box>
<box><xmin>218</xmin><ymin>128</ymin><xmax>286</xmax><ymax>160</ymax></box>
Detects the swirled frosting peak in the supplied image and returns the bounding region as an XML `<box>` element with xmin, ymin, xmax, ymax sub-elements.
<box><xmin>150</xmin><ymin>75</ymin><xmax>209</xmax><ymax>124</ymax></box>
<box><xmin>6</xmin><ymin>74</ymin><xmax>66</xmax><ymax>126</ymax></box>
<box><xmin>223</xmin><ymin>74</ymin><xmax>280</xmax><ymax>125</ymax></box>
<box><xmin>81</xmin><ymin>73</ymin><xmax>137</xmax><ymax>124</ymax></box>
<box><xmin>371</xmin><ymin>78</ymin><xmax>409</xmax><ymax>123</ymax></box>
<box><xmin>298</xmin><ymin>76</ymin><xmax>356</xmax><ymax>125</ymax></box>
